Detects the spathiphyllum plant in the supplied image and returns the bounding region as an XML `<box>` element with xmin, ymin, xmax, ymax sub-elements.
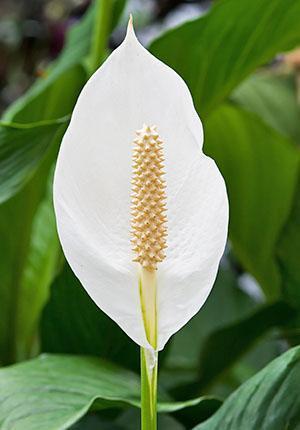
<box><xmin>53</xmin><ymin>16</ymin><xmax>228</xmax><ymax>430</ymax></box>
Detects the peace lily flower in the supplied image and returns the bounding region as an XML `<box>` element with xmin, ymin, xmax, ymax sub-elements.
<box><xmin>53</xmin><ymin>17</ymin><xmax>228</xmax><ymax>429</ymax></box>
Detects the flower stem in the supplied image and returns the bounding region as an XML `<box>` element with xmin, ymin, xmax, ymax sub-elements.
<box><xmin>141</xmin><ymin>347</ymin><xmax>158</xmax><ymax>430</ymax></box>
<box><xmin>88</xmin><ymin>0</ymin><xmax>113</xmax><ymax>75</ymax></box>
<box><xmin>139</xmin><ymin>267</ymin><xmax>158</xmax><ymax>429</ymax></box>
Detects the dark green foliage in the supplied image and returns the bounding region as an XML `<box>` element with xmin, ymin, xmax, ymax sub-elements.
<box><xmin>204</xmin><ymin>104</ymin><xmax>299</xmax><ymax>298</ymax></box>
<box><xmin>0</xmin><ymin>354</ymin><xmax>216</xmax><ymax>430</ymax></box>
<box><xmin>41</xmin><ymin>264</ymin><xmax>140</xmax><ymax>372</ymax></box>
<box><xmin>197</xmin><ymin>301</ymin><xmax>296</xmax><ymax>388</ymax></box>
<box><xmin>194</xmin><ymin>346</ymin><xmax>300</xmax><ymax>430</ymax></box>
<box><xmin>150</xmin><ymin>0</ymin><xmax>300</xmax><ymax>116</ymax></box>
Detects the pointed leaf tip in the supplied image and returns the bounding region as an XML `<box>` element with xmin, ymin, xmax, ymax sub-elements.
<box><xmin>128</xmin><ymin>14</ymin><xmax>133</xmax><ymax>27</ymax></box>
<box><xmin>126</xmin><ymin>14</ymin><xmax>135</xmax><ymax>37</ymax></box>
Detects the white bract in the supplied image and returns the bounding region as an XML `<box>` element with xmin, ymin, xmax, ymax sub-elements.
<box><xmin>53</xmin><ymin>19</ymin><xmax>229</xmax><ymax>352</ymax></box>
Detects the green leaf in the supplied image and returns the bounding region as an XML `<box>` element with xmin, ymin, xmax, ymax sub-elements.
<box><xmin>0</xmin><ymin>355</ymin><xmax>139</xmax><ymax>430</ymax></box>
<box><xmin>73</xmin><ymin>410</ymin><xmax>186</xmax><ymax>430</ymax></box>
<box><xmin>0</xmin><ymin>354</ymin><xmax>216</xmax><ymax>430</ymax></box>
<box><xmin>115</xmin><ymin>409</ymin><xmax>186</xmax><ymax>430</ymax></box>
<box><xmin>150</xmin><ymin>0</ymin><xmax>300</xmax><ymax>116</ymax></box>
<box><xmin>160</xmin><ymin>269</ymin><xmax>260</xmax><ymax>414</ymax></box>
<box><xmin>0</xmin><ymin>130</ymin><xmax>62</xmax><ymax>364</ymax></box>
<box><xmin>232</xmin><ymin>73</ymin><xmax>300</xmax><ymax>145</ymax></box>
<box><xmin>165</xmin><ymin>272</ymin><xmax>294</xmax><ymax>404</ymax></box>
<box><xmin>3</xmin><ymin>66</ymin><xmax>87</xmax><ymax>123</ymax></box>
<box><xmin>171</xmin><ymin>398</ymin><xmax>222</xmax><ymax>429</ymax></box>
<box><xmin>14</xmin><ymin>178</ymin><xmax>61</xmax><ymax>360</ymax></box>
<box><xmin>229</xmin><ymin>71</ymin><xmax>300</xmax><ymax>315</ymax></box>
<box><xmin>197</xmin><ymin>301</ymin><xmax>296</xmax><ymax>388</ymax></box>
<box><xmin>277</xmin><ymin>177</ymin><xmax>300</xmax><ymax>310</ymax></box>
<box><xmin>231</xmin><ymin>72</ymin><xmax>300</xmax><ymax>313</ymax></box>
<box><xmin>193</xmin><ymin>346</ymin><xmax>300</xmax><ymax>430</ymax></box>
<box><xmin>204</xmin><ymin>104</ymin><xmax>299</xmax><ymax>298</ymax></box>
<box><xmin>41</xmin><ymin>264</ymin><xmax>170</xmax><ymax>372</ymax></box>
<box><xmin>165</xmin><ymin>268</ymin><xmax>255</xmax><ymax>371</ymax></box>
<box><xmin>41</xmin><ymin>264</ymin><xmax>140</xmax><ymax>372</ymax></box>
<box><xmin>0</xmin><ymin>118</ymin><xmax>67</xmax><ymax>204</ymax></box>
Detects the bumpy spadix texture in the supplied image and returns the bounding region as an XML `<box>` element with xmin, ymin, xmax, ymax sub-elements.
<box><xmin>53</xmin><ymin>22</ymin><xmax>229</xmax><ymax>351</ymax></box>
<box><xmin>131</xmin><ymin>125</ymin><xmax>167</xmax><ymax>271</ymax></box>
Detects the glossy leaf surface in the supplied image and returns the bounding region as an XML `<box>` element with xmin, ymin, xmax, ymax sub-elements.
<box><xmin>194</xmin><ymin>347</ymin><xmax>300</xmax><ymax>430</ymax></box>
<box><xmin>0</xmin><ymin>354</ymin><xmax>218</xmax><ymax>430</ymax></box>
<box><xmin>150</xmin><ymin>0</ymin><xmax>300</xmax><ymax>116</ymax></box>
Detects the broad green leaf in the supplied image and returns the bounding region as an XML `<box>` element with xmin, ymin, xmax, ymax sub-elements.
<box><xmin>0</xmin><ymin>131</ymin><xmax>62</xmax><ymax>364</ymax></box>
<box><xmin>165</xmin><ymin>271</ymin><xmax>292</xmax><ymax>403</ymax></box>
<box><xmin>41</xmin><ymin>264</ymin><xmax>140</xmax><ymax>372</ymax></box>
<box><xmin>72</xmin><ymin>409</ymin><xmax>186</xmax><ymax>430</ymax></box>
<box><xmin>197</xmin><ymin>301</ymin><xmax>296</xmax><ymax>388</ymax></box>
<box><xmin>193</xmin><ymin>346</ymin><xmax>300</xmax><ymax>430</ymax></box>
<box><xmin>0</xmin><ymin>120</ymin><xmax>65</xmax><ymax>363</ymax></box>
<box><xmin>41</xmin><ymin>264</ymin><xmax>170</xmax><ymax>372</ymax></box>
<box><xmin>0</xmin><ymin>355</ymin><xmax>139</xmax><ymax>430</ymax></box>
<box><xmin>171</xmin><ymin>397</ymin><xmax>222</xmax><ymax>429</ymax></box>
<box><xmin>231</xmin><ymin>72</ymin><xmax>300</xmax><ymax>312</ymax></box>
<box><xmin>0</xmin><ymin>354</ymin><xmax>216</xmax><ymax>430</ymax></box>
<box><xmin>161</xmin><ymin>269</ymin><xmax>258</xmax><ymax>408</ymax></box>
<box><xmin>232</xmin><ymin>73</ymin><xmax>300</xmax><ymax>145</ymax></box>
<box><xmin>14</xmin><ymin>179</ymin><xmax>61</xmax><ymax>360</ymax></box>
<box><xmin>0</xmin><ymin>118</ymin><xmax>67</xmax><ymax>204</ymax></box>
<box><xmin>71</xmin><ymin>414</ymin><xmax>124</xmax><ymax>430</ymax></box>
<box><xmin>277</xmin><ymin>178</ymin><xmax>300</xmax><ymax>311</ymax></box>
<box><xmin>116</xmin><ymin>410</ymin><xmax>186</xmax><ymax>430</ymax></box>
<box><xmin>3</xmin><ymin>65</ymin><xmax>87</xmax><ymax>123</ymax></box>
<box><xmin>73</xmin><ymin>410</ymin><xmax>186</xmax><ymax>430</ymax></box>
<box><xmin>150</xmin><ymin>0</ymin><xmax>300</xmax><ymax>116</ymax></box>
<box><xmin>204</xmin><ymin>104</ymin><xmax>299</xmax><ymax>298</ymax></box>
<box><xmin>165</xmin><ymin>268</ymin><xmax>255</xmax><ymax>370</ymax></box>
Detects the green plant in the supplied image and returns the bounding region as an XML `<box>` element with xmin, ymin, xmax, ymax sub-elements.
<box><xmin>0</xmin><ymin>0</ymin><xmax>300</xmax><ymax>428</ymax></box>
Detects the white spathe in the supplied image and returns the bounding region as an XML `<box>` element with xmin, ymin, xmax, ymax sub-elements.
<box><xmin>53</xmin><ymin>20</ymin><xmax>229</xmax><ymax>351</ymax></box>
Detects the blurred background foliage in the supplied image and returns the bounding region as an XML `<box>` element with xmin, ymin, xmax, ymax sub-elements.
<box><xmin>0</xmin><ymin>0</ymin><xmax>300</xmax><ymax>429</ymax></box>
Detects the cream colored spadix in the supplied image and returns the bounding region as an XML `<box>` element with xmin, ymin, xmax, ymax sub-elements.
<box><xmin>131</xmin><ymin>124</ymin><xmax>167</xmax><ymax>272</ymax></box>
<box><xmin>53</xmin><ymin>19</ymin><xmax>229</xmax><ymax>352</ymax></box>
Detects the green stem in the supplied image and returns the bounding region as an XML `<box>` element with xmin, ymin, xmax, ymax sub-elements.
<box><xmin>141</xmin><ymin>348</ymin><xmax>158</xmax><ymax>430</ymax></box>
<box><xmin>88</xmin><ymin>0</ymin><xmax>113</xmax><ymax>75</ymax></box>
<box><xmin>139</xmin><ymin>267</ymin><xmax>158</xmax><ymax>429</ymax></box>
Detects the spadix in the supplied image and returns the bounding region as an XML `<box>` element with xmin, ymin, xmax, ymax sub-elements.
<box><xmin>131</xmin><ymin>124</ymin><xmax>167</xmax><ymax>272</ymax></box>
<box><xmin>53</xmin><ymin>18</ymin><xmax>229</xmax><ymax>353</ymax></box>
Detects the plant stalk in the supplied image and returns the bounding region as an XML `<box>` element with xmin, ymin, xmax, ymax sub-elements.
<box><xmin>139</xmin><ymin>267</ymin><xmax>158</xmax><ymax>430</ymax></box>
<box><xmin>141</xmin><ymin>348</ymin><xmax>158</xmax><ymax>430</ymax></box>
<box><xmin>88</xmin><ymin>0</ymin><xmax>113</xmax><ymax>75</ymax></box>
